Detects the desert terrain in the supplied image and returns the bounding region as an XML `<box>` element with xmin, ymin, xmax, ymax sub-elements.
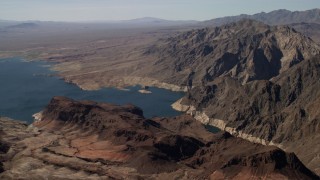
<box><xmin>1</xmin><ymin>8</ymin><xmax>320</xmax><ymax>179</ymax></box>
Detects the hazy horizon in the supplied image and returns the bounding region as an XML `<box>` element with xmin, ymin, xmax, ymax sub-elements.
<box><xmin>0</xmin><ymin>0</ymin><xmax>319</xmax><ymax>22</ymax></box>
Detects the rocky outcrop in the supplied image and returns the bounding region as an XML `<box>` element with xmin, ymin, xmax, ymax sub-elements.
<box><xmin>154</xmin><ymin>135</ymin><xmax>204</xmax><ymax>161</ymax></box>
<box><xmin>1</xmin><ymin>98</ymin><xmax>318</xmax><ymax>179</ymax></box>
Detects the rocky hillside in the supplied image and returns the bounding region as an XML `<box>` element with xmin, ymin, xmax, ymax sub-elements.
<box><xmin>175</xmin><ymin>53</ymin><xmax>320</xmax><ymax>175</ymax></box>
<box><xmin>1</xmin><ymin>97</ymin><xmax>318</xmax><ymax>179</ymax></box>
<box><xmin>203</xmin><ymin>9</ymin><xmax>320</xmax><ymax>26</ymax></box>
<box><xmin>138</xmin><ymin>19</ymin><xmax>320</xmax><ymax>87</ymax></box>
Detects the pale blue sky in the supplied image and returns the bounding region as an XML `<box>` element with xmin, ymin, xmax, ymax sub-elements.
<box><xmin>0</xmin><ymin>0</ymin><xmax>319</xmax><ymax>21</ymax></box>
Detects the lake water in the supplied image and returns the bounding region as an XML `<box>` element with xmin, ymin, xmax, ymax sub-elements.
<box><xmin>0</xmin><ymin>57</ymin><xmax>185</xmax><ymax>124</ymax></box>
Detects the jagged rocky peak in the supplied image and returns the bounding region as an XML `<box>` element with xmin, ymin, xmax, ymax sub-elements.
<box><xmin>142</xmin><ymin>19</ymin><xmax>320</xmax><ymax>87</ymax></box>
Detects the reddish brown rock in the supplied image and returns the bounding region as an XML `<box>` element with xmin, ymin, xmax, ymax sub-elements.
<box><xmin>0</xmin><ymin>97</ymin><xmax>318</xmax><ymax>179</ymax></box>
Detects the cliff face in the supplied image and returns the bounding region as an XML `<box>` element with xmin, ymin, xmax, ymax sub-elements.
<box><xmin>139</xmin><ymin>19</ymin><xmax>320</xmax><ymax>87</ymax></box>
<box><xmin>1</xmin><ymin>97</ymin><xmax>318</xmax><ymax>179</ymax></box>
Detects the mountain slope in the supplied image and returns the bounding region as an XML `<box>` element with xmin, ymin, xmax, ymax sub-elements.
<box><xmin>137</xmin><ymin>19</ymin><xmax>320</xmax><ymax>87</ymax></box>
<box><xmin>129</xmin><ymin>19</ymin><xmax>320</xmax><ymax>175</ymax></box>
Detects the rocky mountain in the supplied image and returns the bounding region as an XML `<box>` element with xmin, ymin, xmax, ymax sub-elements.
<box><xmin>0</xmin><ymin>97</ymin><xmax>318</xmax><ymax>179</ymax></box>
<box><xmin>138</xmin><ymin>19</ymin><xmax>320</xmax><ymax>87</ymax></box>
<box><xmin>203</xmin><ymin>9</ymin><xmax>320</xmax><ymax>26</ymax></box>
<box><xmin>127</xmin><ymin>19</ymin><xmax>320</xmax><ymax>175</ymax></box>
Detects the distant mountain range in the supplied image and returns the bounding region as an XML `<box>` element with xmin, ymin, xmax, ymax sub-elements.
<box><xmin>141</xmin><ymin>19</ymin><xmax>320</xmax><ymax>86</ymax></box>
<box><xmin>6</xmin><ymin>22</ymin><xmax>38</xmax><ymax>29</ymax></box>
<box><xmin>1</xmin><ymin>8</ymin><xmax>319</xmax><ymax>28</ymax></box>
<box><xmin>120</xmin><ymin>17</ymin><xmax>198</xmax><ymax>25</ymax></box>
<box><xmin>204</xmin><ymin>8</ymin><xmax>320</xmax><ymax>26</ymax></box>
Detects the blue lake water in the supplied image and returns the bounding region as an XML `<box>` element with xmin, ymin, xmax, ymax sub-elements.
<box><xmin>0</xmin><ymin>57</ymin><xmax>185</xmax><ymax>124</ymax></box>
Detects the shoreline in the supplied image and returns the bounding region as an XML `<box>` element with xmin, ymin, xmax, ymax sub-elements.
<box><xmin>61</xmin><ymin>72</ymin><xmax>284</xmax><ymax>150</ymax></box>
<box><xmin>64</xmin><ymin>76</ymin><xmax>189</xmax><ymax>92</ymax></box>
<box><xmin>171</xmin><ymin>98</ymin><xmax>284</xmax><ymax>149</ymax></box>
<box><xmin>3</xmin><ymin>56</ymin><xmax>283</xmax><ymax>149</ymax></box>
<box><xmin>1</xmin><ymin>55</ymin><xmax>188</xmax><ymax>93</ymax></box>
